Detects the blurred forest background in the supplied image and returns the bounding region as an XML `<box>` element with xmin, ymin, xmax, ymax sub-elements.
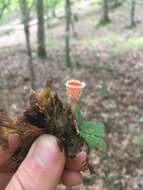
<box><xmin>0</xmin><ymin>0</ymin><xmax>143</xmax><ymax>189</ymax></box>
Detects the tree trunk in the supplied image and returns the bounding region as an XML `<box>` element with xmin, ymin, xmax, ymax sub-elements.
<box><xmin>65</xmin><ymin>0</ymin><xmax>72</xmax><ymax>68</ymax></box>
<box><xmin>71</xmin><ymin>17</ymin><xmax>77</xmax><ymax>38</ymax></box>
<box><xmin>20</xmin><ymin>0</ymin><xmax>36</xmax><ymax>90</ymax></box>
<box><xmin>36</xmin><ymin>0</ymin><xmax>47</xmax><ymax>58</ymax></box>
<box><xmin>129</xmin><ymin>0</ymin><xmax>136</xmax><ymax>27</ymax></box>
<box><xmin>100</xmin><ymin>0</ymin><xmax>110</xmax><ymax>24</ymax></box>
<box><xmin>70</xmin><ymin>1</ymin><xmax>77</xmax><ymax>38</ymax></box>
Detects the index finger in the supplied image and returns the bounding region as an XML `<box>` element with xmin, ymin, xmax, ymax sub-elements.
<box><xmin>65</xmin><ymin>151</ymin><xmax>88</xmax><ymax>171</ymax></box>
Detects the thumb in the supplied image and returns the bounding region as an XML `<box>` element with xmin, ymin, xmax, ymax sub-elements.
<box><xmin>6</xmin><ymin>135</ymin><xmax>65</xmax><ymax>190</ymax></box>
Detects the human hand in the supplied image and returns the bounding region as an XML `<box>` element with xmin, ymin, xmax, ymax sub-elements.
<box><xmin>0</xmin><ymin>134</ymin><xmax>88</xmax><ymax>190</ymax></box>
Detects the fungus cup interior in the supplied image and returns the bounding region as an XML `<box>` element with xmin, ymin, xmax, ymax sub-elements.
<box><xmin>66</xmin><ymin>80</ymin><xmax>86</xmax><ymax>89</ymax></box>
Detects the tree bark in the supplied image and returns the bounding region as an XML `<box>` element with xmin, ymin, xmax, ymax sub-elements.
<box><xmin>36</xmin><ymin>0</ymin><xmax>47</xmax><ymax>58</ymax></box>
<box><xmin>129</xmin><ymin>0</ymin><xmax>136</xmax><ymax>27</ymax></box>
<box><xmin>100</xmin><ymin>0</ymin><xmax>110</xmax><ymax>24</ymax></box>
<box><xmin>65</xmin><ymin>0</ymin><xmax>72</xmax><ymax>67</ymax></box>
<box><xmin>20</xmin><ymin>0</ymin><xmax>36</xmax><ymax>90</ymax></box>
<box><xmin>71</xmin><ymin>17</ymin><xmax>77</xmax><ymax>38</ymax></box>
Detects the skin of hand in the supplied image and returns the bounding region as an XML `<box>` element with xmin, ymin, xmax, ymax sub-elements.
<box><xmin>0</xmin><ymin>134</ymin><xmax>88</xmax><ymax>190</ymax></box>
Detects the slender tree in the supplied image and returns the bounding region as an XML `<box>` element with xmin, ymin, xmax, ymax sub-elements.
<box><xmin>71</xmin><ymin>16</ymin><xmax>77</xmax><ymax>38</ymax></box>
<box><xmin>129</xmin><ymin>0</ymin><xmax>136</xmax><ymax>27</ymax></box>
<box><xmin>65</xmin><ymin>0</ymin><xmax>72</xmax><ymax>67</ymax></box>
<box><xmin>20</xmin><ymin>0</ymin><xmax>36</xmax><ymax>90</ymax></box>
<box><xmin>70</xmin><ymin>3</ymin><xmax>78</xmax><ymax>38</ymax></box>
<box><xmin>100</xmin><ymin>0</ymin><xmax>111</xmax><ymax>24</ymax></box>
<box><xmin>36</xmin><ymin>0</ymin><xmax>47</xmax><ymax>58</ymax></box>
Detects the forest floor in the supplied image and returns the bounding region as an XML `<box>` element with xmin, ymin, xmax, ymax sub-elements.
<box><xmin>0</xmin><ymin>4</ymin><xmax>143</xmax><ymax>190</ymax></box>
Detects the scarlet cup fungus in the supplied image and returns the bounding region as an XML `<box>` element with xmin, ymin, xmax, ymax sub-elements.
<box><xmin>65</xmin><ymin>79</ymin><xmax>86</xmax><ymax>104</ymax></box>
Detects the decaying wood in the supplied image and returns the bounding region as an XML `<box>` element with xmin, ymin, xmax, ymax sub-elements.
<box><xmin>0</xmin><ymin>82</ymin><xmax>84</xmax><ymax>171</ymax></box>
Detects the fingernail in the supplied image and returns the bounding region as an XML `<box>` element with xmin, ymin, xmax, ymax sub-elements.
<box><xmin>29</xmin><ymin>135</ymin><xmax>62</xmax><ymax>169</ymax></box>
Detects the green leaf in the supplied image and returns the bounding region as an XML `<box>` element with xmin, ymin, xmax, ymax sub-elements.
<box><xmin>80</xmin><ymin>121</ymin><xmax>107</xmax><ymax>151</ymax></box>
<box><xmin>80</xmin><ymin>130</ymin><xmax>107</xmax><ymax>150</ymax></box>
<box><xmin>75</xmin><ymin>106</ymin><xmax>107</xmax><ymax>151</ymax></box>
<box><xmin>138</xmin><ymin>135</ymin><xmax>143</xmax><ymax>145</ymax></box>
<box><xmin>82</xmin><ymin>121</ymin><xmax>105</xmax><ymax>137</ymax></box>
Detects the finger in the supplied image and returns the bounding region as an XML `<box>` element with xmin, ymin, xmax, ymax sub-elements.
<box><xmin>6</xmin><ymin>135</ymin><xmax>65</xmax><ymax>190</ymax></box>
<box><xmin>0</xmin><ymin>173</ymin><xmax>13</xmax><ymax>189</ymax></box>
<box><xmin>0</xmin><ymin>134</ymin><xmax>20</xmax><ymax>167</ymax></box>
<box><xmin>66</xmin><ymin>151</ymin><xmax>88</xmax><ymax>171</ymax></box>
<box><xmin>61</xmin><ymin>169</ymin><xmax>82</xmax><ymax>187</ymax></box>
